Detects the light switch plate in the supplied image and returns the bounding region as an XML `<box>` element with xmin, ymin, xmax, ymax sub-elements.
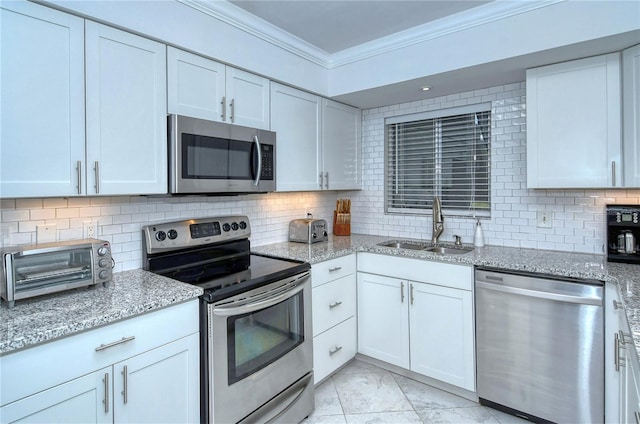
<box><xmin>36</xmin><ymin>224</ymin><xmax>57</xmax><ymax>243</ymax></box>
<box><xmin>537</xmin><ymin>211</ymin><xmax>552</xmax><ymax>228</ymax></box>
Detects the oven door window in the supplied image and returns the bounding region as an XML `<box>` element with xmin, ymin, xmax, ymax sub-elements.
<box><xmin>182</xmin><ymin>134</ymin><xmax>254</xmax><ymax>180</ymax></box>
<box><xmin>227</xmin><ymin>291</ymin><xmax>304</xmax><ymax>385</ymax></box>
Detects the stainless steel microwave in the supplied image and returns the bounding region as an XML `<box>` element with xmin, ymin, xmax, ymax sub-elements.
<box><xmin>168</xmin><ymin>114</ymin><xmax>276</xmax><ymax>194</ymax></box>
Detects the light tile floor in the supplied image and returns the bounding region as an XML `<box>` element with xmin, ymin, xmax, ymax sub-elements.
<box><xmin>303</xmin><ymin>359</ymin><xmax>528</xmax><ymax>424</ymax></box>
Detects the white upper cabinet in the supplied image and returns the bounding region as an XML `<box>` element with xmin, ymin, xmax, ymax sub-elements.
<box><xmin>526</xmin><ymin>53</ymin><xmax>622</xmax><ymax>188</ymax></box>
<box><xmin>167</xmin><ymin>47</ymin><xmax>270</xmax><ymax>129</ymax></box>
<box><xmin>271</xmin><ymin>83</ymin><xmax>361</xmax><ymax>192</ymax></box>
<box><xmin>85</xmin><ymin>22</ymin><xmax>167</xmax><ymax>195</ymax></box>
<box><xmin>321</xmin><ymin>99</ymin><xmax>361</xmax><ymax>190</ymax></box>
<box><xmin>623</xmin><ymin>44</ymin><xmax>640</xmax><ymax>187</ymax></box>
<box><xmin>271</xmin><ymin>82</ymin><xmax>322</xmax><ymax>191</ymax></box>
<box><xmin>0</xmin><ymin>1</ymin><xmax>85</xmax><ymax>198</ymax></box>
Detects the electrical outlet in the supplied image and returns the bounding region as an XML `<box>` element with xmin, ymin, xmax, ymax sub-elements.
<box><xmin>36</xmin><ymin>224</ymin><xmax>57</xmax><ymax>243</ymax></box>
<box><xmin>537</xmin><ymin>211</ymin><xmax>552</xmax><ymax>228</ymax></box>
<box><xmin>83</xmin><ymin>221</ymin><xmax>98</xmax><ymax>239</ymax></box>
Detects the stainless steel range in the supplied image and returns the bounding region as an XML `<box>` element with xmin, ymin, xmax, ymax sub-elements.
<box><xmin>142</xmin><ymin>216</ymin><xmax>314</xmax><ymax>424</ymax></box>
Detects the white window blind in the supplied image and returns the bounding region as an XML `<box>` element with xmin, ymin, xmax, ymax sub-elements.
<box><xmin>385</xmin><ymin>104</ymin><xmax>491</xmax><ymax>216</ymax></box>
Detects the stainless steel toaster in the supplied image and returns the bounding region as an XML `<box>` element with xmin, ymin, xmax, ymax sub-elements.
<box><xmin>289</xmin><ymin>218</ymin><xmax>328</xmax><ymax>244</ymax></box>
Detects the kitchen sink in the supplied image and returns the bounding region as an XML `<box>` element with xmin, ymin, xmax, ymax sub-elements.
<box><xmin>377</xmin><ymin>241</ymin><xmax>428</xmax><ymax>250</ymax></box>
<box><xmin>424</xmin><ymin>246</ymin><xmax>474</xmax><ymax>255</ymax></box>
<box><xmin>377</xmin><ymin>240</ymin><xmax>474</xmax><ymax>255</ymax></box>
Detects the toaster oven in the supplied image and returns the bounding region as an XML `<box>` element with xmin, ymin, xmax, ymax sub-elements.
<box><xmin>1</xmin><ymin>239</ymin><xmax>113</xmax><ymax>308</ymax></box>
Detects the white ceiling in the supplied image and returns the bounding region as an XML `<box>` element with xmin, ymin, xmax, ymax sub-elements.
<box><xmin>228</xmin><ymin>0</ymin><xmax>491</xmax><ymax>54</ymax></box>
<box><xmin>213</xmin><ymin>0</ymin><xmax>639</xmax><ymax>108</ymax></box>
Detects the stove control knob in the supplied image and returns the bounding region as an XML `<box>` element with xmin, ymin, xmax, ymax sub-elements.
<box><xmin>239</xmin><ymin>221</ymin><xmax>247</xmax><ymax>230</ymax></box>
<box><xmin>231</xmin><ymin>222</ymin><xmax>239</xmax><ymax>231</ymax></box>
<box><xmin>98</xmin><ymin>258</ymin><xmax>110</xmax><ymax>268</ymax></box>
<box><xmin>223</xmin><ymin>223</ymin><xmax>231</xmax><ymax>232</ymax></box>
<box><xmin>167</xmin><ymin>229</ymin><xmax>178</xmax><ymax>240</ymax></box>
<box><xmin>156</xmin><ymin>231</ymin><xmax>166</xmax><ymax>241</ymax></box>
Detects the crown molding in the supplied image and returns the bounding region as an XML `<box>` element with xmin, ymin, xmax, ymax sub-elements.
<box><xmin>177</xmin><ymin>0</ymin><xmax>331</xmax><ymax>67</ymax></box>
<box><xmin>177</xmin><ymin>0</ymin><xmax>567</xmax><ymax>70</ymax></box>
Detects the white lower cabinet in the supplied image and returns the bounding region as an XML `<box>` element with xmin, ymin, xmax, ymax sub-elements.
<box><xmin>0</xmin><ymin>301</ymin><xmax>200</xmax><ymax>424</ymax></box>
<box><xmin>311</xmin><ymin>255</ymin><xmax>357</xmax><ymax>384</ymax></box>
<box><xmin>606</xmin><ymin>282</ymin><xmax>640</xmax><ymax>423</ymax></box>
<box><xmin>357</xmin><ymin>253</ymin><xmax>475</xmax><ymax>392</ymax></box>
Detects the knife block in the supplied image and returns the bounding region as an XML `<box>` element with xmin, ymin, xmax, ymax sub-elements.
<box><xmin>333</xmin><ymin>210</ymin><xmax>351</xmax><ymax>236</ymax></box>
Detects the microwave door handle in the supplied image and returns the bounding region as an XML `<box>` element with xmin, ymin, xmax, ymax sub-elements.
<box><xmin>253</xmin><ymin>135</ymin><xmax>262</xmax><ymax>186</ymax></box>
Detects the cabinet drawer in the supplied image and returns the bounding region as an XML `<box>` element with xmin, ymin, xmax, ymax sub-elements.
<box><xmin>312</xmin><ymin>275</ymin><xmax>356</xmax><ymax>336</ymax></box>
<box><xmin>313</xmin><ymin>317</ymin><xmax>356</xmax><ymax>384</ymax></box>
<box><xmin>1</xmin><ymin>300</ymin><xmax>199</xmax><ymax>406</ymax></box>
<box><xmin>311</xmin><ymin>254</ymin><xmax>356</xmax><ymax>288</ymax></box>
<box><xmin>357</xmin><ymin>253</ymin><xmax>472</xmax><ymax>291</ymax></box>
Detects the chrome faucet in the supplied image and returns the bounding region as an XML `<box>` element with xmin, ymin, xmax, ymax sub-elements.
<box><xmin>432</xmin><ymin>196</ymin><xmax>444</xmax><ymax>244</ymax></box>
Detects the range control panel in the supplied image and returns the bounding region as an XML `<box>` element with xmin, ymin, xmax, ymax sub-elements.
<box><xmin>142</xmin><ymin>215</ymin><xmax>251</xmax><ymax>254</ymax></box>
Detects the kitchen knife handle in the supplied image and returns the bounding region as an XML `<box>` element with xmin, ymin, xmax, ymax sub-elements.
<box><xmin>221</xmin><ymin>96</ymin><xmax>226</xmax><ymax>121</ymax></box>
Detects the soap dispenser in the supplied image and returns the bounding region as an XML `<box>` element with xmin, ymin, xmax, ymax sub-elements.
<box><xmin>474</xmin><ymin>218</ymin><xmax>485</xmax><ymax>247</ymax></box>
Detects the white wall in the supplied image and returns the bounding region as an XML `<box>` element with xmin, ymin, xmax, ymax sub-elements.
<box><xmin>0</xmin><ymin>192</ymin><xmax>338</xmax><ymax>271</ymax></box>
<box><xmin>346</xmin><ymin>81</ymin><xmax>640</xmax><ymax>254</ymax></box>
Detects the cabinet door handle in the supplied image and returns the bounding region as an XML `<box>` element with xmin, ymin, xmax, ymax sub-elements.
<box><xmin>122</xmin><ymin>365</ymin><xmax>128</xmax><ymax>404</ymax></box>
<box><xmin>613</xmin><ymin>300</ymin><xmax>624</xmax><ymax>310</ymax></box>
<box><xmin>400</xmin><ymin>281</ymin><xmax>405</xmax><ymax>303</ymax></box>
<box><xmin>76</xmin><ymin>160</ymin><xmax>82</xmax><ymax>194</ymax></box>
<box><xmin>615</xmin><ymin>332</ymin><xmax>627</xmax><ymax>371</ymax></box>
<box><xmin>410</xmin><ymin>283</ymin><xmax>415</xmax><ymax>305</ymax></box>
<box><xmin>325</xmin><ymin>172</ymin><xmax>329</xmax><ymax>189</ymax></box>
<box><xmin>103</xmin><ymin>372</ymin><xmax>110</xmax><ymax>413</ymax></box>
<box><xmin>94</xmin><ymin>161</ymin><xmax>100</xmax><ymax>194</ymax></box>
<box><xmin>319</xmin><ymin>173</ymin><xmax>323</xmax><ymax>189</ymax></box>
<box><xmin>329</xmin><ymin>345</ymin><xmax>342</xmax><ymax>356</ymax></box>
<box><xmin>328</xmin><ymin>266</ymin><xmax>342</xmax><ymax>272</ymax></box>
<box><xmin>221</xmin><ymin>96</ymin><xmax>226</xmax><ymax>121</ymax></box>
<box><xmin>230</xmin><ymin>98</ymin><xmax>235</xmax><ymax>123</ymax></box>
<box><xmin>620</xmin><ymin>330</ymin><xmax>633</xmax><ymax>345</ymax></box>
<box><xmin>612</xmin><ymin>161</ymin><xmax>616</xmax><ymax>186</ymax></box>
<box><xmin>95</xmin><ymin>336</ymin><xmax>136</xmax><ymax>352</ymax></box>
<box><xmin>329</xmin><ymin>301</ymin><xmax>342</xmax><ymax>309</ymax></box>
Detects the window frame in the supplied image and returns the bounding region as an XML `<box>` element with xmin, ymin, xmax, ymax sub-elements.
<box><xmin>384</xmin><ymin>103</ymin><xmax>491</xmax><ymax>218</ymax></box>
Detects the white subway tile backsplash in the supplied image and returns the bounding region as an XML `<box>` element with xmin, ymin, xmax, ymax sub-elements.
<box><xmin>349</xmin><ymin>80</ymin><xmax>639</xmax><ymax>254</ymax></box>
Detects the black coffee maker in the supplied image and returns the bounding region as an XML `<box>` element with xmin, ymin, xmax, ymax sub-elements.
<box><xmin>607</xmin><ymin>205</ymin><xmax>640</xmax><ymax>264</ymax></box>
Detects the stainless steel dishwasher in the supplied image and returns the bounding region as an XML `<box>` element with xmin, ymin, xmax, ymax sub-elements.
<box><xmin>475</xmin><ymin>268</ymin><xmax>604</xmax><ymax>424</ymax></box>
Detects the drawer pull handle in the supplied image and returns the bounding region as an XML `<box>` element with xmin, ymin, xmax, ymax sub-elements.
<box><xmin>329</xmin><ymin>301</ymin><xmax>343</xmax><ymax>309</ymax></box>
<box><xmin>329</xmin><ymin>345</ymin><xmax>343</xmax><ymax>356</ymax></box>
<box><xmin>620</xmin><ymin>330</ymin><xmax>633</xmax><ymax>345</ymax></box>
<box><xmin>613</xmin><ymin>300</ymin><xmax>624</xmax><ymax>310</ymax></box>
<box><xmin>95</xmin><ymin>336</ymin><xmax>136</xmax><ymax>352</ymax></box>
<box><xmin>328</xmin><ymin>266</ymin><xmax>342</xmax><ymax>272</ymax></box>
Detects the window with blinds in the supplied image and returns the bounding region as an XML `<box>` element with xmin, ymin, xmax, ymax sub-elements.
<box><xmin>385</xmin><ymin>104</ymin><xmax>491</xmax><ymax>216</ymax></box>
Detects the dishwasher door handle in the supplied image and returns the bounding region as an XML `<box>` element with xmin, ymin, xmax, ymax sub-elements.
<box><xmin>476</xmin><ymin>280</ymin><xmax>602</xmax><ymax>306</ymax></box>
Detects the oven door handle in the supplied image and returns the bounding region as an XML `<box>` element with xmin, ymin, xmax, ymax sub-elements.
<box><xmin>212</xmin><ymin>274</ymin><xmax>308</xmax><ymax>316</ymax></box>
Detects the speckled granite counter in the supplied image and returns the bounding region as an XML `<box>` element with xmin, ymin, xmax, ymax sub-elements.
<box><xmin>0</xmin><ymin>269</ymin><xmax>202</xmax><ymax>354</ymax></box>
<box><xmin>253</xmin><ymin>234</ymin><xmax>640</xmax><ymax>352</ymax></box>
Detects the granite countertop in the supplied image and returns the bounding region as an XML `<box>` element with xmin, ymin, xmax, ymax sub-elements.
<box><xmin>252</xmin><ymin>234</ymin><xmax>640</xmax><ymax>353</ymax></box>
<box><xmin>0</xmin><ymin>269</ymin><xmax>203</xmax><ymax>355</ymax></box>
